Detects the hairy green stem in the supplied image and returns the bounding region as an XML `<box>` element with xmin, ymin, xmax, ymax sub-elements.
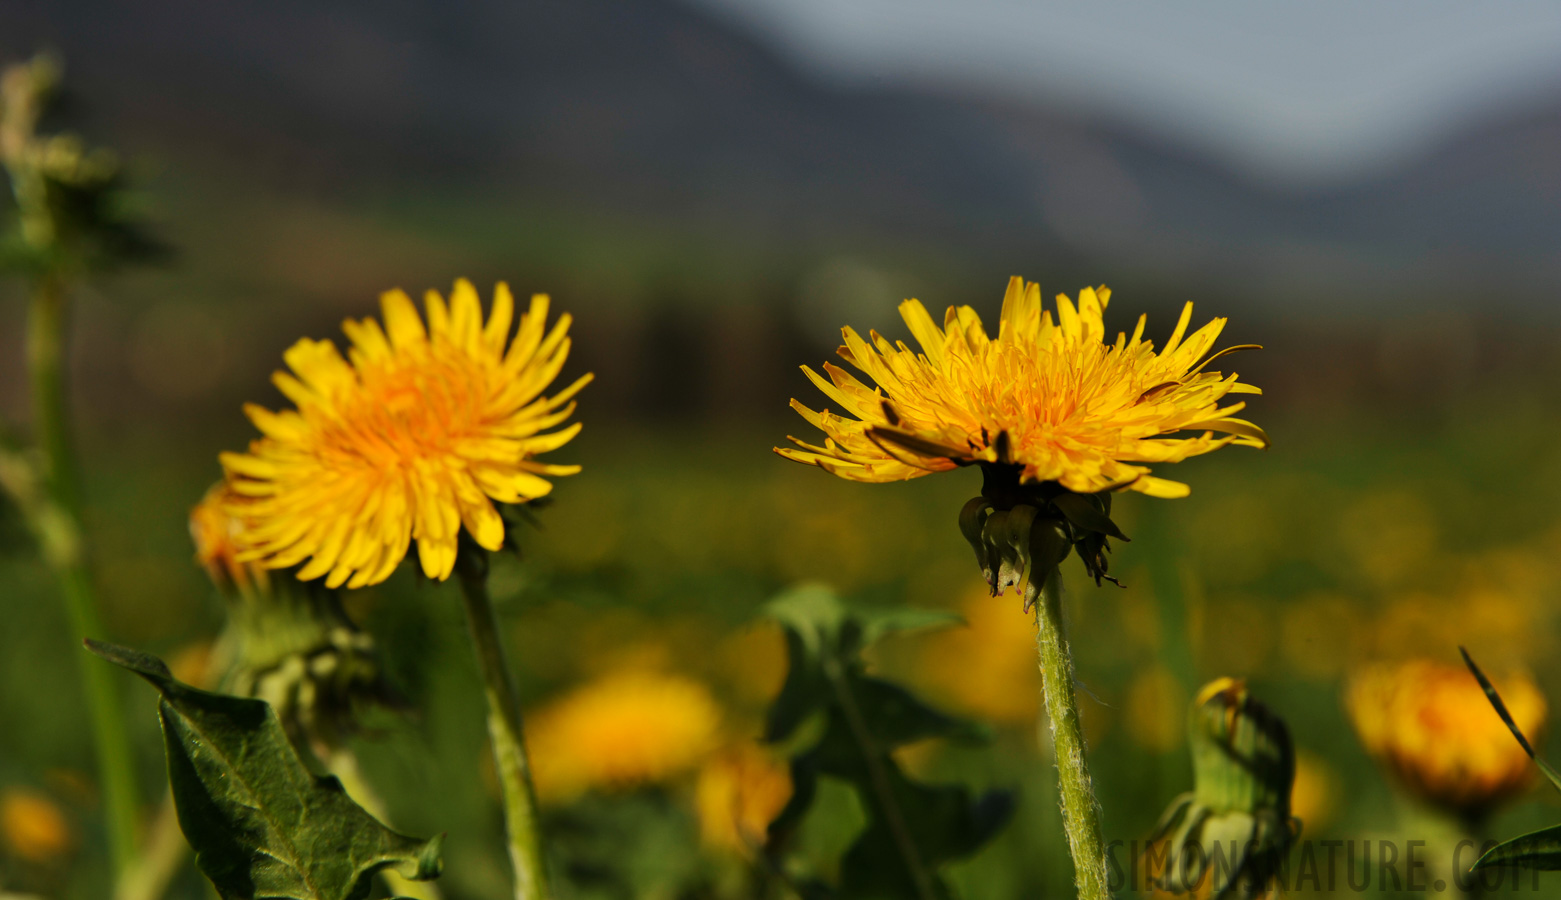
<box><xmin>455</xmin><ymin>551</ymin><xmax>551</xmax><ymax>900</ymax></box>
<box><xmin>1030</xmin><ymin>566</ymin><xmax>1110</xmax><ymax>900</ymax></box>
<box><xmin>27</xmin><ymin>274</ymin><xmax>141</xmax><ymax>878</ymax></box>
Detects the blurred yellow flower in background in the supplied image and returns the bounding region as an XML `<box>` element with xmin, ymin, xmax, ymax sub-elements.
<box><xmin>221</xmin><ymin>280</ymin><xmax>591</xmax><ymax>587</ymax></box>
<box><xmin>527</xmin><ymin>669</ymin><xmax>722</xmax><ymax>803</ymax></box>
<box><xmin>777</xmin><ymin>276</ymin><xmax>1266</xmax><ymax>497</ymax></box>
<box><xmin>0</xmin><ymin>787</ymin><xmax>73</xmax><ymax>864</ymax></box>
<box><xmin>1346</xmin><ymin>658</ymin><xmax>1546</xmax><ymax>819</ymax></box>
<box><xmin>919</xmin><ymin>585</ymin><xmax>1039</xmax><ymax>725</ymax></box>
<box><xmin>694</xmin><ymin>742</ymin><xmax>793</xmax><ymax>857</ymax></box>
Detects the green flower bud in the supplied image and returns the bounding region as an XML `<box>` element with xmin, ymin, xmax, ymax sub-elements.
<box><xmin>224</xmin><ymin>589</ymin><xmax>402</xmax><ymax>752</ymax></box>
<box><xmin>193</xmin><ymin>482</ymin><xmax>400</xmax><ymax>749</ymax></box>
<box><xmin>959</xmin><ymin>499</ymin><xmax>1064</xmax><ymax>596</ymax></box>
<box><xmin>1150</xmin><ymin>678</ymin><xmax>1297</xmax><ymax>899</ymax></box>
<box><xmin>957</xmin><ymin>464</ymin><xmax>1133</xmax><ymax>598</ymax></box>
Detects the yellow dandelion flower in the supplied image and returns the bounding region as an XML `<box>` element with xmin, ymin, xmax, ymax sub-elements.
<box><xmin>694</xmin><ymin>742</ymin><xmax>793</xmax><ymax>857</ymax></box>
<box><xmin>190</xmin><ymin>481</ymin><xmax>269</xmax><ymax>595</ymax></box>
<box><xmin>220</xmin><ymin>280</ymin><xmax>591</xmax><ymax>588</ymax></box>
<box><xmin>1346</xmin><ymin>658</ymin><xmax>1546</xmax><ymax>818</ymax></box>
<box><xmin>776</xmin><ymin>276</ymin><xmax>1266</xmax><ymax>498</ymax></box>
<box><xmin>0</xmin><ymin>787</ymin><xmax>73</xmax><ymax>864</ymax></box>
<box><xmin>526</xmin><ymin>669</ymin><xmax>722</xmax><ymax>803</ymax></box>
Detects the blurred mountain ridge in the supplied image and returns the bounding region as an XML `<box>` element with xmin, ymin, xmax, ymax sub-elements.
<box><xmin>3</xmin><ymin>0</ymin><xmax>1561</xmax><ymax>312</ymax></box>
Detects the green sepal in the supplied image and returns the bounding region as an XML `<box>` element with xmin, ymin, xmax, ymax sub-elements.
<box><xmin>86</xmin><ymin>640</ymin><xmax>444</xmax><ymax>900</ymax></box>
<box><xmin>1051</xmin><ymin>492</ymin><xmax>1128</xmax><ymax>540</ymax></box>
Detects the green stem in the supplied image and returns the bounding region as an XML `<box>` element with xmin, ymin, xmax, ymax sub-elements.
<box><xmin>455</xmin><ymin>550</ymin><xmax>551</xmax><ymax>900</ymax></box>
<box><xmin>27</xmin><ymin>273</ymin><xmax>141</xmax><ymax>878</ymax></box>
<box><xmin>820</xmin><ymin>654</ymin><xmax>938</xmax><ymax>900</ymax></box>
<box><xmin>112</xmin><ymin>792</ymin><xmax>185</xmax><ymax>900</ymax></box>
<box><xmin>1030</xmin><ymin>566</ymin><xmax>1111</xmax><ymax>900</ymax></box>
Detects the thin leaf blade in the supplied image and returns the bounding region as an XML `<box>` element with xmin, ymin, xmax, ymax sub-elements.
<box><xmin>1460</xmin><ymin>646</ymin><xmax>1561</xmax><ymax>794</ymax></box>
<box><xmin>1474</xmin><ymin>824</ymin><xmax>1561</xmax><ymax>871</ymax></box>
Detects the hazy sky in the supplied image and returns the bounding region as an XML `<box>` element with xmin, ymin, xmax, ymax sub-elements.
<box><xmin>692</xmin><ymin>0</ymin><xmax>1561</xmax><ymax>186</ymax></box>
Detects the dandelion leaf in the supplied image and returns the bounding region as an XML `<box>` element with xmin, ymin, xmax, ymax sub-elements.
<box><xmin>85</xmin><ymin>640</ymin><xmax>443</xmax><ymax>900</ymax></box>
<box><xmin>763</xmin><ymin>585</ymin><xmax>1014</xmax><ymax>899</ymax></box>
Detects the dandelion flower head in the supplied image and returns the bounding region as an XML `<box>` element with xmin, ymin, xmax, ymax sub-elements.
<box><xmin>190</xmin><ymin>481</ymin><xmax>269</xmax><ymax>595</ymax></box>
<box><xmin>778</xmin><ymin>277</ymin><xmax>1266</xmax><ymax>498</ymax></box>
<box><xmin>1347</xmin><ymin>658</ymin><xmax>1546</xmax><ymax>817</ymax></box>
<box><xmin>527</xmin><ymin>669</ymin><xmax>722</xmax><ymax>803</ymax></box>
<box><xmin>220</xmin><ymin>280</ymin><xmax>590</xmax><ymax>588</ymax></box>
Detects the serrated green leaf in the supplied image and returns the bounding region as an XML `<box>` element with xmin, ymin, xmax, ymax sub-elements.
<box><xmin>86</xmin><ymin>640</ymin><xmax>443</xmax><ymax>900</ymax></box>
<box><xmin>1474</xmin><ymin>824</ymin><xmax>1561</xmax><ymax>870</ymax></box>
<box><xmin>767</xmin><ymin>583</ymin><xmax>849</xmax><ymax>653</ymax></box>
<box><xmin>850</xmin><ymin>677</ymin><xmax>986</xmax><ymax>748</ymax></box>
<box><xmin>766</xmin><ymin>626</ymin><xmax>830</xmax><ymax>744</ymax></box>
<box><xmin>858</xmin><ymin>607</ymin><xmax>962</xmax><ymax>649</ymax></box>
<box><xmin>839</xmin><ymin>770</ymin><xmax>1014</xmax><ymax>900</ymax></box>
<box><xmin>762</xmin><ymin>585</ymin><xmax>1014</xmax><ymax>899</ymax></box>
<box><xmin>766</xmin><ymin>584</ymin><xmax>958</xmax><ymax>663</ymax></box>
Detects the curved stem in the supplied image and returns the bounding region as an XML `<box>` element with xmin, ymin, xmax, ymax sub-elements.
<box><xmin>455</xmin><ymin>550</ymin><xmax>552</xmax><ymax>900</ymax></box>
<box><xmin>1030</xmin><ymin>566</ymin><xmax>1110</xmax><ymax>900</ymax></box>
<box><xmin>27</xmin><ymin>273</ymin><xmax>141</xmax><ymax>877</ymax></box>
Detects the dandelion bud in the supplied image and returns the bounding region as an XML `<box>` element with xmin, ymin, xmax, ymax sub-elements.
<box><xmin>1151</xmin><ymin>678</ymin><xmax>1296</xmax><ymax>899</ymax></box>
<box><xmin>1346</xmin><ymin>658</ymin><xmax>1546</xmax><ymax>820</ymax></box>
<box><xmin>232</xmin><ymin>618</ymin><xmax>395</xmax><ymax>751</ymax></box>
<box><xmin>1190</xmin><ymin>678</ymin><xmax>1293</xmax><ymax>815</ymax></box>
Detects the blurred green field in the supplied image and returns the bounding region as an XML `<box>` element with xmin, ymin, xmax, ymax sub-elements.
<box><xmin>6</xmin><ymin>377</ymin><xmax>1561</xmax><ymax>897</ymax></box>
<box><xmin>5</xmin><ymin>6</ymin><xmax>1561</xmax><ymax>896</ymax></box>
